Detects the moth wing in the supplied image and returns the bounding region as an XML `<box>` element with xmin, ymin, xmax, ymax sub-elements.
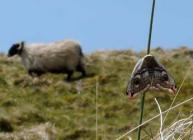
<box><xmin>130</xmin><ymin>58</ymin><xmax>143</xmax><ymax>76</ymax></box>
<box><xmin>126</xmin><ymin>57</ymin><xmax>151</xmax><ymax>97</ymax></box>
<box><xmin>140</xmin><ymin>55</ymin><xmax>161</xmax><ymax>69</ymax></box>
<box><xmin>142</xmin><ymin>55</ymin><xmax>176</xmax><ymax>92</ymax></box>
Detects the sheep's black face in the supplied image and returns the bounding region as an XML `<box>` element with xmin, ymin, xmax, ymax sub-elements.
<box><xmin>8</xmin><ymin>43</ymin><xmax>23</xmax><ymax>57</ymax></box>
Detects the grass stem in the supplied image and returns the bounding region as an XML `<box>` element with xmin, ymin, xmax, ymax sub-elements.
<box><xmin>137</xmin><ymin>0</ymin><xmax>155</xmax><ymax>139</ymax></box>
<box><xmin>137</xmin><ymin>92</ymin><xmax>146</xmax><ymax>140</ymax></box>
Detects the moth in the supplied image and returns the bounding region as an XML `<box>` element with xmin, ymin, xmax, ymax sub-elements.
<box><xmin>126</xmin><ymin>54</ymin><xmax>177</xmax><ymax>98</ymax></box>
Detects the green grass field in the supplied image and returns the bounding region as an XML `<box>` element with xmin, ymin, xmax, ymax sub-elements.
<box><xmin>0</xmin><ymin>47</ymin><xmax>193</xmax><ymax>140</ymax></box>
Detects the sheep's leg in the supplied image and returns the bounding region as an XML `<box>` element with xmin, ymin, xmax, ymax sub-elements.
<box><xmin>28</xmin><ymin>69</ymin><xmax>43</xmax><ymax>77</ymax></box>
<box><xmin>80</xmin><ymin>68</ymin><xmax>86</xmax><ymax>77</ymax></box>
<box><xmin>28</xmin><ymin>70</ymin><xmax>36</xmax><ymax>77</ymax></box>
<box><xmin>76</xmin><ymin>65</ymin><xmax>86</xmax><ymax>77</ymax></box>
<box><xmin>66</xmin><ymin>71</ymin><xmax>73</xmax><ymax>81</ymax></box>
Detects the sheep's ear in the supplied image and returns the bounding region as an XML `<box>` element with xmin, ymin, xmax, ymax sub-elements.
<box><xmin>19</xmin><ymin>41</ymin><xmax>25</xmax><ymax>51</ymax></box>
<box><xmin>16</xmin><ymin>41</ymin><xmax>25</xmax><ymax>54</ymax></box>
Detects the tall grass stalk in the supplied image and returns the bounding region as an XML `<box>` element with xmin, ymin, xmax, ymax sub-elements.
<box><xmin>137</xmin><ymin>0</ymin><xmax>156</xmax><ymax>140</ymax></box>
<box><xmin>96</xmin><ymin>77</ymin><xmax>99</xmax><ymax>140</ymax></box>
<box><xmin>155</xmin><ymin>98</ymin><xmax>163</xmax><ymax>140</ymax></box>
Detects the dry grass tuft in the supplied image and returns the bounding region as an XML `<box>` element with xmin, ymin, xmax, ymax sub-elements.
<box><xmin>0</xmin><ymin>123</ymin><xmax>56</xmax><ymax>140</ymax></box>
<box><xmin>155</xmin><ymin>114</ymin><xmax>193</xmax><ymax>140</ymax></box>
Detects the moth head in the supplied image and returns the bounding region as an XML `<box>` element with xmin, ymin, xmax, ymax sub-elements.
<box><xmin>8</xmin><ymin>41</ymin><xmax>25</xmax><ymax>57</ymax></box>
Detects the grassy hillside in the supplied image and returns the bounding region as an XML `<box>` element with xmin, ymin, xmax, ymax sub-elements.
<box><xmin>0</xmin><ymin>47</ymin><xmax>193</xmax><ymax>140</ymax></box>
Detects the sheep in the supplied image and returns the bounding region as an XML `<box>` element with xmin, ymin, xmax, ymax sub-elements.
<box><xmin>8</xmin><ymin>40</ymin><xmax>86</xmax><ymax>81</ymax></box>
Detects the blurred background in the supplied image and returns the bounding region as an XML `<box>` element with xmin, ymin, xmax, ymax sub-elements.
<box><xmin>0</xmin><ymin>1</ymin><xmax>193</xmax><ymax>140</ymax></box>
<box><xmin>0</xmin><ymin>0</ymin><xmax>193</xmax><ymax>53</ymax></box>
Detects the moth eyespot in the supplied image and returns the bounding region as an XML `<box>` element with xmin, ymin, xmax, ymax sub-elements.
<box><xmin>162</xmin><ymin>71</ymin><xmax>168</xmax><ymax>81</ymax></box>
<box><xmin>133</xmin><ymin>75</ymin><xmax>141</xmax><ymax>85</ymax></box>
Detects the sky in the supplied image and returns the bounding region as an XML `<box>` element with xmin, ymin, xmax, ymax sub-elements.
<box><xmin>0</xmin><ymin>0</ymin><xmax>193</xmax><ymax>53</ymax></box>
